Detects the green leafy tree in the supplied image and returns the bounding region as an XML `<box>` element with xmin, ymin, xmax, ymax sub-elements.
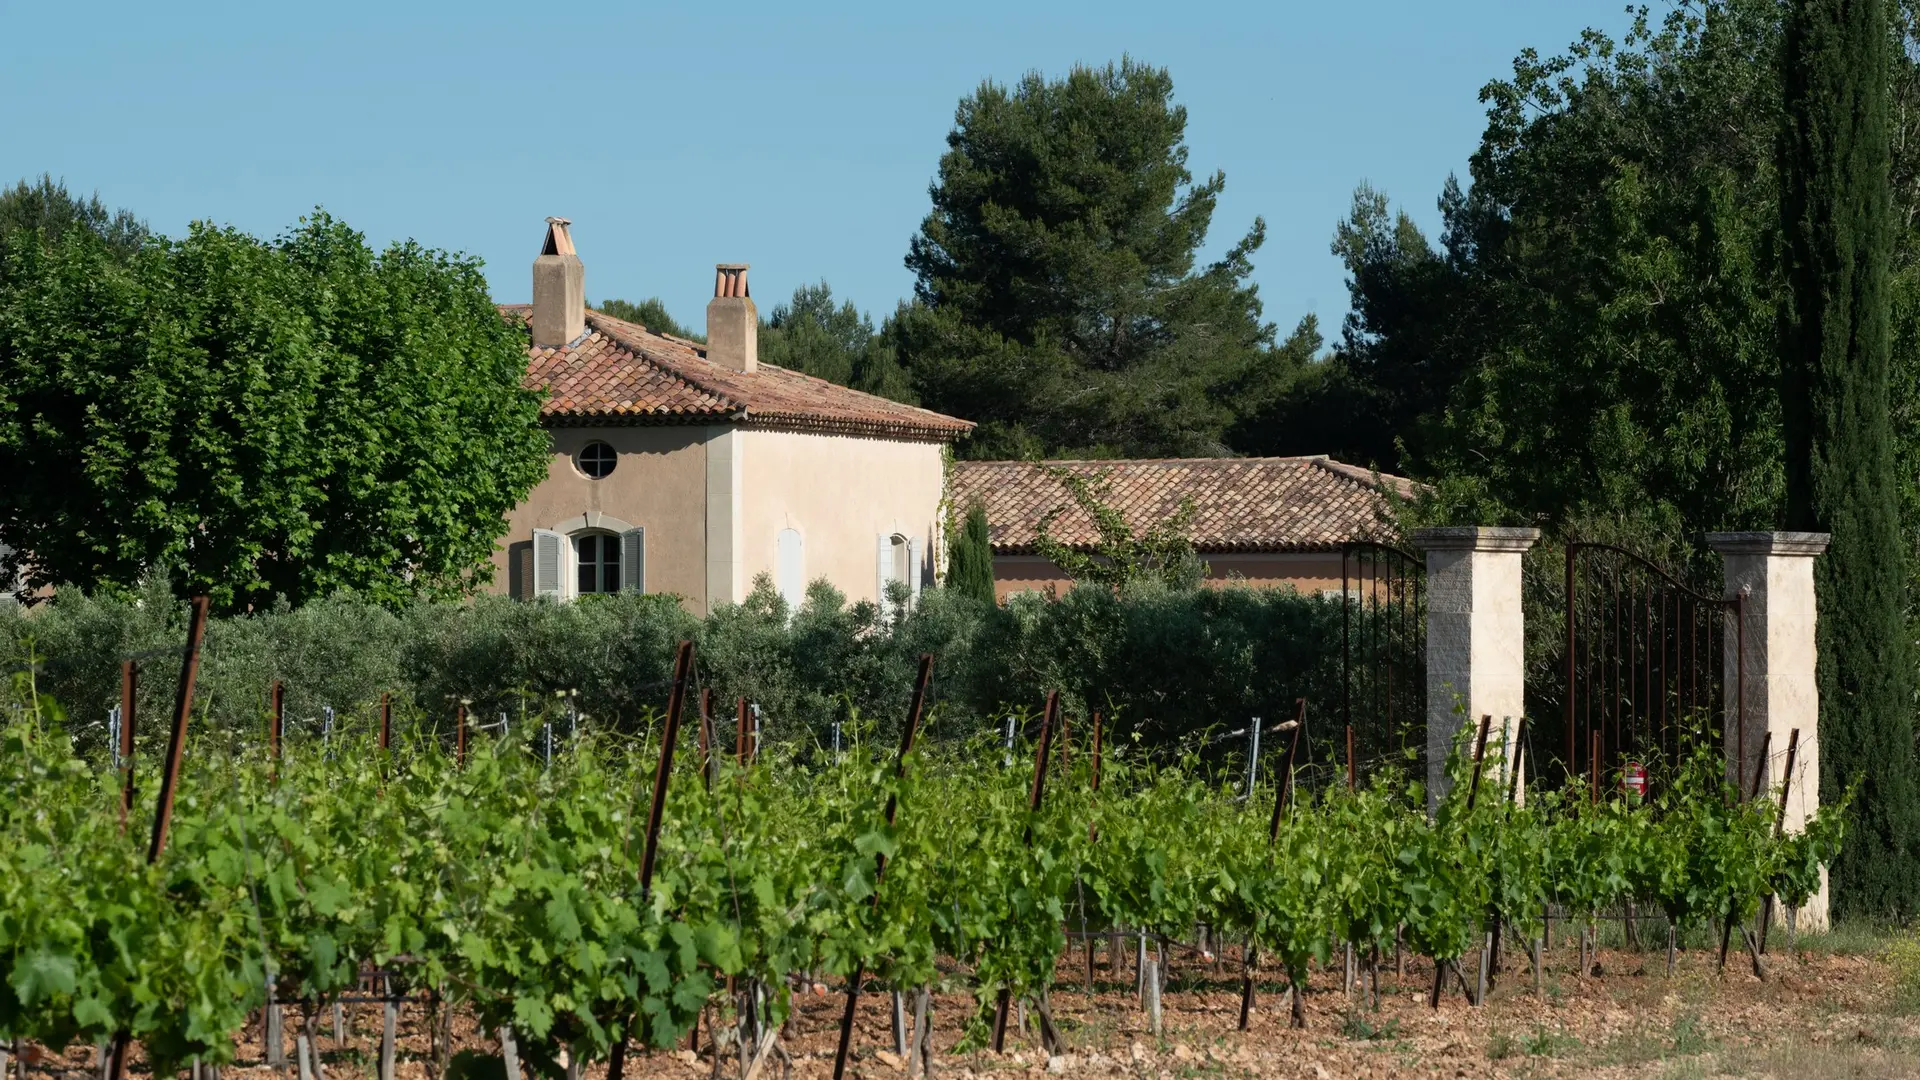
<box><xmin>894</xmin><ymin>58</ymin><xmax>1275</xmax><ymax>458</ymax></box>
<box><xmin>1779</xmin><ymin>0</ymin><xmax>1918</xmax><ymax>915</ymax></box>
<box><xmin>594</xmin><ymin>296</ymin><xmax>701</xmax><ymax>341</ymax></box>
<box><xmin>1031</xmin><ymin>466</ymin><xmax>1203</xmax><ymax>591</ymax></box>
<box><xmin>1353</xmin><ymin>4</ymin><xmax>1792</xmax><ymax>542</ymax></box>
<box><xmin>0</xmin><ymin>211</ymin><xmax>550</xmax><ymax>612</ymax></box>
<box><xmin>945</xmin><ymin>501</ymin><xmax>997</xmax><ymax>605</ymax></box>
<box><xmin>1317</xmin><ymin>2</ymin><xmax>1920</xmax><ymax>547</ymax></box>
<box><xmin>1296</xmin><ymin>0</ymin><xmax>1920</xmax><ymax>913</ymax></box>
<box><xmin>760</xmin><ymin>281</ymin><xmax>913</xmax><ymax>400</ymax></box>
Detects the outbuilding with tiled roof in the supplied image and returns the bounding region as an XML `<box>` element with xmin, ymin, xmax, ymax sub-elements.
<box><xmin>948</xmin><ymin>456</ymin><xmax>1417</xmax><ymax>601</ymax></box>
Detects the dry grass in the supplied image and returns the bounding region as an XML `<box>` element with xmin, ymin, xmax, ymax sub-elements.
<box><xmin>1714</xmin><ymin>1038</ymin><xmax>1920</xmax><ymax>1079</ymax></box>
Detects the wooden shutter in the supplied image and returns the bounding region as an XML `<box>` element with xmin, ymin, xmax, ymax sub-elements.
<box><xmin>876</xmin><ymin>534</ymin><xmax>891</xmax><ymax>612</ymax></box>
<box><xmin>621</xmin><ymin>527</ymin><xmax>646</xmax><ymax>594</ymax></box>
<box><xmin>533</xmin><ymin>529</ymin><xmax>564</xmax><ymax>598</ymax></box>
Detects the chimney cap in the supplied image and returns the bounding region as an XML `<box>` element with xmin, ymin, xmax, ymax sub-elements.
<box><xmin>713</xmin><ymin>263</ymin><xmax>751</xmax><ymax>299</ymax></box>
<box><xmin>541</xmin><ymin>217</ymin><xmax>577</xmax><ymax>257</ymax></box>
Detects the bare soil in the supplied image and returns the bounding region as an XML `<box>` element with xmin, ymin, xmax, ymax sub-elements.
<box><xmin>32</xmin><ymin>935</ymin><xmax>1920</xmax><ymax>1080</ymax></box>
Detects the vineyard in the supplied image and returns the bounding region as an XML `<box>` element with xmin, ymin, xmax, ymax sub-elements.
<box><xmin>0</xmin><ymin>617</ymin><xmax>1854</xmax><ymax>1080</ymax></box>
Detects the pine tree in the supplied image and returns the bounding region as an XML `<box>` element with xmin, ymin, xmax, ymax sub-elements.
<box><xmin>895</xmin><ymin>58</ymin><xmax>1274</xmax><ymax>458</ymax></box>
<box><xmin>1779</xmin><ymin>0</ymin><xmax>1919</xmax><ymax>915</ymax></box>
<box><xmin>0</xmin><ymin>174</ymin><xmax>147</xmax><ymax>260</ymax></box>
<box><xmin>946</xmin><ymin>501</ymin><xmax>998</xmax><ymax>606</ymax></box>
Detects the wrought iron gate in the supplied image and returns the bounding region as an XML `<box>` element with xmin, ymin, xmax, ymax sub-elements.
<box><xmin>1560</xmin><ymin>543</ymin><xmax>1744</xmax><ymax>794</ymax></box>
<box><xmin>1341</xmin><ymin>541</ymin><xmax>1426</xmax><ymax>784</ymax></box>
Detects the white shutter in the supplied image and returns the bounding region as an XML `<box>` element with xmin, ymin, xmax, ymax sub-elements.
<box><xmin>532</xmin><ymin>529</ymin><xmax>564</xmax><ymax>598</ymax></box>
<box><xmin>776</xmin><ymin>529</ymin><xmax>804</xmax><ymax>611</ymax></box>
<box><xmin>907</xmin><ymin>537</ymin><xmax>923</xmax><ymax>606</ymax></box>
<box><xmin>621</xmin><ymin>528</ymin><xmax>646</xmax><ymax>594</ymax></box>
<box><xmin>876</xmin><ymin>534</ymin><xmax>891</xmax><ymax>612</ymax></box>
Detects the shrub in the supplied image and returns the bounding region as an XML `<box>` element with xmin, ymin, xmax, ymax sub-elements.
<box><xmin>2</xmin><ymin>575</ymin><xmax>1347</xmax><ymax>758</ymax></box>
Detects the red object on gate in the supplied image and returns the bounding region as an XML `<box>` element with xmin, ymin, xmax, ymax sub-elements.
<box><xmin>1622</xmin><ymin>761</ymin><xmax>1648</xmax><ymax>800</ymax></box>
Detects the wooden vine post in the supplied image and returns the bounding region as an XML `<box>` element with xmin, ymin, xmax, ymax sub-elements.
<box><xmin>107</xmin><ymin>596</ymin><xmax>210</xmax><ymax>1080</ymax></box>
<box><xmin>1084</xmin><ymin>710</ymin><xmax>1103</xmax><ymax>991</ymax></box>
<box><xmin>990</xmin><ymin>691</ymin><xmax>1061</xmax><ymax>1054</ymax></box>
<box><xmin>697</xmin><ymin>689</ymin><xmax>715</xmax><ymax>790</ymax></box>
<box><xmin>270</xmin><ymin>678</ymin><xmax>285</xmax><ymax>777</ymax></box>
<box><xmin>266</xmin><ymin>677</ymin><xmax>291</xmax><ymax>1062</ymax></box>
<box><xmin>1759</xmin><ymin>729</ymin><xmax>1803</xmax><ymax>953</ymax></box>
<box><xmin>118</xmin><ymin>660</ymin><xmax>137</xmax><ymax>830</ymax></box>
<box><xmin>1718</xmin><ymin>730</ymin><xmax>1775</xmax><ymax>973</ymax></box>
<box><xmin>1479</xmin><ymin>716</ymin><xmax>1528</xmax><ymax>1003</ymax></box>
<box><xmin>1431</xmin><ymin>715</ymin><xmax>1491</xmax><ymax>1010</ymax></box>
<box><xmin>831</xmin><ymin>654</ymin><xmax>934</xmax><ymax>1080</ymax></box>
<box><xmin>607</xmin><ymin>640</ymin><xmax>694</xmax><ymax>1080</ymax></box>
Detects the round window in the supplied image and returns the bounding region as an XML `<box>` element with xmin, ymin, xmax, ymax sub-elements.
<box><xmin>577</xmin><ymin>441</ymin><xmax>616</xmax><ymax>479</ymax></box>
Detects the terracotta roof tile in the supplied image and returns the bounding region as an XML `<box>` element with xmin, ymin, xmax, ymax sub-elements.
<box><xmin>949</xmin><ymin>457</ymin><xmax>1419</xmax><ymax>554</ymax></box>
<box><xmin>503</xmin><ymin>305</ymin><xmax>973</xmax><ymax>441</ymax></box>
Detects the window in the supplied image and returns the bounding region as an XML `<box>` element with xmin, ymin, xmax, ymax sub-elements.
<box><xmin>575</xmin><ymin>532</ymin><xmax>622</xmax><ymax>594</ymax></box>
<box><xmin>888</xmin><ymin>535</ymin><xmax>911</xmax><ymax>587</ymax></box>
<box><xmin>532</xmin><ymin>525</ymin><xmax>643</xmax><ymax>599</ymax></box>
<box><xmin>877</xmin><ymin>532</ymin><xmax>920</xmax><ymax>614</ymax></box>
<box><xmin>577</xmin><ymin>441</ymin><xmax>617</xmax><ymax>479</ymax></box>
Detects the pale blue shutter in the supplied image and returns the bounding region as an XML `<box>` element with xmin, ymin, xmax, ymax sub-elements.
<box><xmin>532</xmin><ymin>529</ymin><xmax>564</xmax><ymax>598</ymax></box>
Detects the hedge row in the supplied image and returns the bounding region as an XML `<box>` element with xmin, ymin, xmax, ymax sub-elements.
<box><xmin>2</xmin><ymin>575</ymin><xmax>1355</xmax><ymax>758</ymax></box>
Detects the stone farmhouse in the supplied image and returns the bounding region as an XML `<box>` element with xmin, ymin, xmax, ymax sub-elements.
<box><xmin>492</xmin><ymin>219</ymin><xmax>972</xmax><ymax>613</ymax></box>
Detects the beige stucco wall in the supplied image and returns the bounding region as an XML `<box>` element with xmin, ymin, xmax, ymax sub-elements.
<box><xmin>734</xmin><ymin>429</ymin><xmax>947</xmax><ymax>608</ymax></box>
<box><xmin>488</xmin><ymin>426</ymin><xmax>709</xmax><ymax>606</ymax></box>
<box><xmin>990</xmin><ymin>551</ymin><xmax>1348</xmax><ymax>602</ymax></box>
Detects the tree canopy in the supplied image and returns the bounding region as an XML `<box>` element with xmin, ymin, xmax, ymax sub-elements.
<box><xmin>594</xmin><ymin>296</ymin><xmax>701</xmax><ymax>341</ymax></box>
<box><xmin>760</xmin><ymin>281</ymin><xmax>913</xmax><ymax>401</ymax></box>
<box><xmin>894</xmin><ymin>58</ymin><xmax>1276</xmax><ymax>458</ymax></box>
<box><xmin>1310</xmin><ymin>2</ymin><xmax>1920</xmax><ymax>553</ymax></box>
<box><xmin>1293</xmin><ymin>0</ymin><xmax>1920</xmax><ymax>913</ymax></box>
<box><xmin>0</xmin><ymin>174</ymin><xmax>147</xmax><ymax>260</ymax></box>
<box><xmin>0</xmin><ymin>204</ymin><xmax>551</xmax><ymax>612</ymax></box>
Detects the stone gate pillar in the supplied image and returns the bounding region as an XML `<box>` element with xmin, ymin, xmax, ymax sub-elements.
<box><xmin>1413</xmin><ymin>527</ymin><xmax>1541</xmax><ymax>811</ymax></box>
<box><xmin>1705</xmin><ymin>531</ymin><xmax>1830</xmax><ymax>930</ymax></box>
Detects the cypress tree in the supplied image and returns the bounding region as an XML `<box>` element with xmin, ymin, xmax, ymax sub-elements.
<box><xmin>1779</xmin><ymin>0</ymin><xmax>1919</xmax><ymax>915</ymax></box>
<box><xmin>947</xmin><ymin>501</ymin><xmax>999</xmax><ymax>606</ymax></box>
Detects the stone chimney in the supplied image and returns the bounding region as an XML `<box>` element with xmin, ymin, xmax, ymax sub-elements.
<box><xmin>705</xmin><ymin>263</ymin><xmax>756</xmax><ymax>372</ymax></box>
<box><xmin>531</xmin><ymin>217</ymin><xmax>585</xmax><ymax>348</ymax></box>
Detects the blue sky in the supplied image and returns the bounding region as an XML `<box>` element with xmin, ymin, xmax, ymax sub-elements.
<box><xmin>1</xmin><ymin>1</ymin><xmax>1637</xmax><ymax>340</ymax></box>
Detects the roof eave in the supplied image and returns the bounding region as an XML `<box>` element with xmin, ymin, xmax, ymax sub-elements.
<box><xmin>540</xmin><ymin>409</ymin><xmax>971</xmax><ymax>441</ymax></box>
<box><xmin>990</xmin><ymin>542</ymin><xmax>1350</xmax><ymax>556</ymax></box>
